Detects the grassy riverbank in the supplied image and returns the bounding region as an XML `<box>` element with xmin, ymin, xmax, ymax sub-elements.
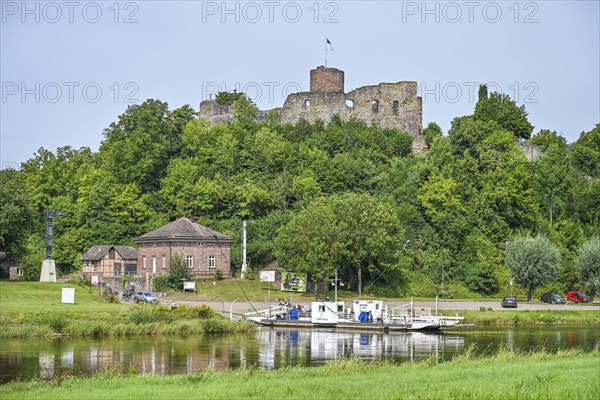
<box><xmin>0</xmin><ymin>282</ymin><xmax>254</xmax><ymax>338</ymax></box>
<box><xmin>1</xmin><ymin>282</ymin><xmax>598</xmax><ymax>338</ymax></box>
<box><xmin>2</xmin><ymin>347</ymin><xmax>598</xmax><ymax>399</ymax></box>
<box><xmin>455</xmin><ymin>309</ymin><xmax>600</xmax><ymax>325</ymax></box>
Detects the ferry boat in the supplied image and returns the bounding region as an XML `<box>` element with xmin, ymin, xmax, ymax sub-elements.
<box><xmin>244</xmin><ymin>299</ymin><xmax>463</xmax><ymax>331</ymax></box>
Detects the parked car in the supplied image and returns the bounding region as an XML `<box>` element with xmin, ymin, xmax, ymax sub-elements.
<box><xmin>501</xmin><ymin>296</ymin><xmax>518</xmax><ymax>308</ymax></box>
<box><xmin>541</xmin><ymin>293</ymin><xmax>566</xmax><ymax>304</ymax></box>
<box><xmin>134</xmin><ymin>291</ymin><xmax>160</xmax><ymax>304</ymax></box>
<box><xmin>566</xmin><ymin>291</ymin><xmax>589</xmax><ymax>303</ymax></box>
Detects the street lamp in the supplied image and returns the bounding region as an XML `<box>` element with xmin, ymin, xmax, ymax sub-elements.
<box><xmin>505</xmin><ymin>240</ymin><xmax>512</xmax><ymax>296</ymax></box>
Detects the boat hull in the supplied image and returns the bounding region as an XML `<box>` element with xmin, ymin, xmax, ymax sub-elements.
<box><xmin>247</xmin><ymin>318</ymin><xmax>438</xmax><ymax>331</ymax></box>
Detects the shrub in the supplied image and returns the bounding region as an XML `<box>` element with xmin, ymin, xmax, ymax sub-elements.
<box><xmin>154</xmin><ymin>275</ymin><xmax>170</xmax><ymax>292</ymax></box>
<box><xmin>129</xmin><ymin>307</ymin><xmax>176</xmax><ymax>324</ymax></box>
<box><xmin>215</xmin><ymin>269</ymin><xmax>224</xmax><ymax>281</ymax></box>
<box><xmin>201</xmin><ymin>318</ymin><xmax>231</xmax><ymax>334</ymax></box>
<box><xmin>173</xmin><ymin>305</ymin><xmax>216</xmax><ymax>319</ymax></box>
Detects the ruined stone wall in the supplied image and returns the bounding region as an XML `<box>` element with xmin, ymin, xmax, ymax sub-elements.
<box><xmin>280</xmin><ymin>81</ymin><xmax>427</xmax><ymax>153</ymax></box>
<box><xmin>199</xmin><ymin>100</ymin><xmax>234</xmax><ymax>125</ymax></box>
<box><xmin>198</xmin><ymin>100</ymin><xmax>277</xmax><ymax>125</ymax></box>
<box><xmin>518</xmin><ymin>143</ymin><xmax>543</xmax><ymax>162</ymax></box>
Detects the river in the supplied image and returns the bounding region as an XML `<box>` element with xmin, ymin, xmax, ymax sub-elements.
<box><xmin>1</xmin><ymin>325</ymin><xmax>598</xmax><ymax>384</ymax></box>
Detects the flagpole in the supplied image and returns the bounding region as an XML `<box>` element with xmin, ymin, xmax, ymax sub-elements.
<box><xmin>325</xmin><ymin>42</ymin><xmax>328</xmax><ymax>67</ymax></box>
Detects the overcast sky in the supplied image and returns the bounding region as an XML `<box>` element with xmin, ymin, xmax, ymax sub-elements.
<box><xmin>1</xmin><ymin>1</ymin><xmax>599</xmax><ymax>168</ymax></box>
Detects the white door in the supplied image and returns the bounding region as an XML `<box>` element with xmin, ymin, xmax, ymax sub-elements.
<box><xmin>152</xmin><ymin>256</ymin><xmax>157</xmax><ymax>274</ymax></box>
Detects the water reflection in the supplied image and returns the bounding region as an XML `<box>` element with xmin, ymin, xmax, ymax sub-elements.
<box><xmin>1</xmin><ymin>326</ymin><xmax>598</xmax><ymax>384</ymax></box>
<box><xmin>255</xmin><ymin>330</ymin><xmax>465</xmax><ymax>369</ymax></box>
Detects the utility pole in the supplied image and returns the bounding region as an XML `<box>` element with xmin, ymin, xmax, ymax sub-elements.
<box><xmin>241</xmin><ymin>220</ymin><xmax>248</xmax><ymax>278</ymax></box>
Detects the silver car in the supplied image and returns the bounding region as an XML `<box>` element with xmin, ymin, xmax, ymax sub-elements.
<box><xmin>134</xmin><ymin>291</ymin><xmax>160</xmax><ymax>304</ymax></box>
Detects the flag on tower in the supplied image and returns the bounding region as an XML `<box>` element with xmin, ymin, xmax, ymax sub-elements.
<box><xmin>326</xmin><ymin>38</ymin><xmax>335</xmax><ymax>51</ymax></box>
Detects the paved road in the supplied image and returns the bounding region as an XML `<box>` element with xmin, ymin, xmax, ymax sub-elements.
<box><xmin>166</xmin><ymin>299</ymin><xmax>600</xmax><ymax>316</ymax></box>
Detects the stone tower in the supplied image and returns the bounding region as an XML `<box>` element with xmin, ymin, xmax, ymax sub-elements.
<box><xmin>310</xmin><ymin>66</ymin><xmax>344</xmax><ymax>93</ymax></box>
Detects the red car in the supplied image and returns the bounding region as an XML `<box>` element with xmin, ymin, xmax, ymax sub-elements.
<box><xmin>566</xmin><ymin>291</ymin><xmax>589</xmax><ymax>303</ymax></box>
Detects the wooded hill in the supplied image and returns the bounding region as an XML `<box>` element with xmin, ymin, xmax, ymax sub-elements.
<box><xmin>2</xmin><ymin>88</ymin><xmax>599</xmax><ymax>299</ymax></box>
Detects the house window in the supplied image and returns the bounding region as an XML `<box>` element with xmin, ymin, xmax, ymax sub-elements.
<box><xmin>162</xmin><ymin>256</ymin><xmax>167</xmax><ymax>269</ymax></box>
<box><xmin>392</xmin><ymin>100</ymin><xmax>399</xmax><ymax>115</ymax></box>
<box><xmin>143</xmin><ymin>256</ymin><xmax>147</xmax><ymax>269</ymax></box>
<box><xmin>16</xmin><ymin>268</ymin><xmax>23</xmax><ymax>276</ymax></box>
<box><xmin>345</xmin><ymin>99</ymin><xmax>354</xmax><ymax>108</ymax></box>
<box><xmin>304</xmin><ymin>99</ymin><xmax>311</xmax><ymax>107</ymax></box>
<box><xmin>208</xmin><ymin>255</ymin><xmax>216</xmax><ymax>269</ymax></box>
<box><xmin>197</xmin><ymin>242</ymin><xmax>205</xmax><ymax>247</ymax></box>
<box><xmin>187</xmin><ymin>256</ymin><xmax>193</xmax><ymax>268</ymax></box>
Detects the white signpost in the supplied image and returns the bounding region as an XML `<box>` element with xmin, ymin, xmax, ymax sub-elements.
<box><xmin>61</xmin><ymin>288</ymin><xmax>75</xmax><ymax>304</ymax></box>
<box><xmin>260</xmin><ymin>270</ymin><xmax>275</xmax><ymax>283</ymax></box>
<box><xmin>183</xmin><ymin>281</ymin><xmax>196</xmax><ymax>293</ymax></box>
<box><xmin>260</xmin><ymin>270</ymin><xmax>275</xmax><ymax>307</ymax></box>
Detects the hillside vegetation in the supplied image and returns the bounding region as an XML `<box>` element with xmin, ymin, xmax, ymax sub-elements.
<box><xmin>2</xmin><ymin>89</ymin><xmax>599</xmax><ymax>299</ymax></box>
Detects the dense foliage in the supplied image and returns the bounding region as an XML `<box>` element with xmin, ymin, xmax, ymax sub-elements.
<box><xmin>576</xmin><ymin>236</ymin><xmax>600</xmax><ymax>301</ymax></box>
<box><xmin>4</xmin><ymin>90</ymin><xmax>599</xmax><ymax>298</ymax></box>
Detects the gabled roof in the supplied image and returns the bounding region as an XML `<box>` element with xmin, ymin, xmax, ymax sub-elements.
<box><xmin>135</xmin><ymin>217</ymin><xmax>233</xmax><ymax>242</ymax></box>
<box><xmin>81</xmin><ymin>245</ymin><xmax>138</xmax><ymax>261</ymax></box>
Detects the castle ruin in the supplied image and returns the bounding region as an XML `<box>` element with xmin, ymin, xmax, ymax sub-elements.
<box><xmin>200</xmin><ymin>66</ymin><xmax>427</xmax><ymax>153</ymax></box>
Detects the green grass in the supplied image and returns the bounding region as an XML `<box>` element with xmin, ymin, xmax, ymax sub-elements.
<box><xmin>0</xmin><ymin>281</ymin><xmax>129</xmax><ymax>314</ymax></box>
<box><xmin>1</xmin><ymin>348</ymin><xmax>598</xmax><ymax>399</ymax></box>
<box><xmin>455</xmin><ymin>309</ymin><xmax>600</xmax><ymax>325</ymax></box>
<box><xmin>1</xmin><ymin>282</ymin><xmax>598</xmax><ymax>338</ymax></box>
<box><xmin>0</xmin><ymin>282</ymin><xmax>255</xmax><ymax>338</ymax></box>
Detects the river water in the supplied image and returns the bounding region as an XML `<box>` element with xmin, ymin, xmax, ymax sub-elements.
<box><xmin>1</xmin><ymin>326</ymin><xmax>598</xmax><ymax>384</ymax></box>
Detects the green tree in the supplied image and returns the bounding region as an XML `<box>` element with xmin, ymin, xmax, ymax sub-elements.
<box><xmin>99</xmin><ymin>100</ymin><xmax>194</xmax><ymax>193</ymax></box>
<box><xmin>505</xmin><ymin>234</ymin><xmax>561</xmax><ymax>301</ymax></box>
<box><xmin>160</xmin><ymin>159</ymin><xmax>221</xmax><ymax>218</ymax></box>
<box><xmin>423</xmin><ymin>122</ymin><xmax>443</xmax><ymax>148</ymax></box>
<box><xmin>571</xmin><ymin>124</ymin><xmax>600</xmax><ymax>178</ymax></box>
<box><xmin>474</xmin><ymin>89</ymin><xmax>534</xmax><ymax>140</ymax></box>
<box><xmin>0</xmin><ymin>170</ymin><xmax>35</xmax><ymax>261</ymax></box>
<box><xmin>576</xmin><ymin>237</ymin><xmax>600</xmax><ymax>302</ymax></box>
<box><xmin>215</xmin><ymin>90</ymin><xmax>246</xmax><ymax>106</ymax></box>
<box><xmin>168</xmin><ymin>255</ymin><xmax>192</xmax><ymax>290</ymax></box>
<box><xmin>232</xmin><ymin>94</ymin><xmax>259</xmax><ymax>125</ymax></box>
<box><xmin>528</xmin><ymin>129</ymin><xmax>567</xmax><ymax>150</ymax></box>
<box><xmin>418</xmin><ymin>174</ymin><xmax>469</xmax><ymax>253</ymax></box>
<box><xmin>534</xmin><ymin>143</ymin><xmax>572</xmax><ymax>226</ymax></box>
<box><xmin>276</xmin><ymin>193</ymin><xmax>402</xmax><ymax>295</ymax></box>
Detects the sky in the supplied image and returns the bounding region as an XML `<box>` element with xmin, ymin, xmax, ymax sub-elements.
<box><xmin>1</xmin><ymin>0</ymin><xmax>599</xmax><ymax>168</ymax></box>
